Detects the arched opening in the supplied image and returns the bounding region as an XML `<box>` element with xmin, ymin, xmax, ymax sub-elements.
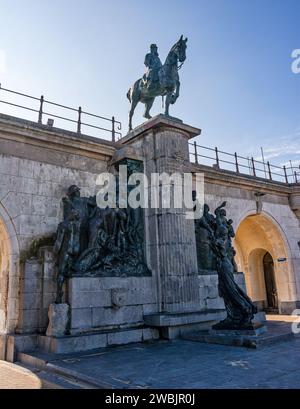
<box><xmin>0</xmin><ymin>204</ymin><xmax>20</xmax><ymax>336</ymax></box>
<box><xmin>263</xmin><ymin>252</ymin><xmax>278</xmax><ymax>312</ymax></box>
<box><xmin>234</xmin><ymin>212</ymin><xmax>294</xmax><ymax>314</ymax></box>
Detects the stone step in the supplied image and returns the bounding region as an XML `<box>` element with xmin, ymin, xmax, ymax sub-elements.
<box><xmin>15</xmin><ymin>362</ymin><xmax>92</xmax><ymax>389</ymax></box>
<box><xmin>17</xmin><ymin>348</ymin><xmax>133</xmax><ymax>389</ymax></box>
<box><xmin>37</xmin><ymin>326</ymin><xmax>159</xmax><ymax>354</ymax></box>
<box><xmin>182</xmin><ymin>320</ymin><xmax>295</xmax><ymax>348</ymax></box>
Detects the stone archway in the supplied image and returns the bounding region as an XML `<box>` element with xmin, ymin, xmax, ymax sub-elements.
<box><xmin>0</xmin><ymin>204</ymin><xmax>20</xmax><ymax>335</ymax></box>
<box><xmin>234</xmin><ymin>212</ymin><xmax>295</xmax><ymax>314</ymax></box>
<box><xmin>0</xmin><ymin>221</ymin><xmax>10</xmax><ymax>332</ymax></box>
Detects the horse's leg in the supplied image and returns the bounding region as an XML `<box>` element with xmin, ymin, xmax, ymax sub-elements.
<box><xmin>129</xmin><ymin>98</ymin><xmax>138</xmax><ymax>131</ymax></box>
<box><xmin>128</xmin><ymin>80</ymin><xmax>141</xmax><ymax>131</ymax></box>
<box><xmin>165</xmin><ymin>92</ymin><xmax>172</xmax><ymax>116</ymax></box>
<box><xmin>144</xmin><ymin>98</ymin><xmax>155</xmax><ymax>119</ymax></box>
<box><xmin>172</xmin><ymin>80</ymin><xmax>180</xmax><ymax>104</ymax></box>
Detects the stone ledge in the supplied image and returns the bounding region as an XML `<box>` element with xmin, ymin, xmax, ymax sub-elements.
<box><xmin>182</xmin><ymin>321</ymin><xmax>293</xmax><ymax>349</ymax></box>
<box><xmin>144</xmin><ymin>309</ymin><xmax>226</xmax><ymax>327</ymax></box>
<box><xmin>0</xmin><ymin>113</ymin><xmax>116</xmax><ymax>165</ymax></box>
<box><xmin>37</xmin><ymin>326</ymin><xmax>160</xmax><ymax>354</ymax></box>
<box><xmin>192</xmin><ymin>163</ymin><xmax>293</xmax><ymax>194</ymax></box>
<box><xmin>120</xmin><ymin>114</ymin><xmax>201</xmax><ymax>144</ymax></box>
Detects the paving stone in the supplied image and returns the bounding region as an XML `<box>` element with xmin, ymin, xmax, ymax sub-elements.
<box><xmin>17</xmin><ymin>320</ymin><xmax>300</xmax><ymax>389</ymax></box>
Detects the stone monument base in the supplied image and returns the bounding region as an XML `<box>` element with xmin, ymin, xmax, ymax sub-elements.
<box><xmin>144</xmin><ymin>310</ymin><xmax>226</xmax><ymax>339</ymax></box>
<box><xmin>210</xmin><ymin>322</ymin><xmax>267</xmax><ymax>337</ymax></box>
<box><xmin>38</xmin><ymin>326</ymin><xmax>159</xmax><ymax>354</ymax></box>
<box><xmin>46</xmin><ymin>303</ymin><xmax>70</xmax><ymax>337</ymax></box>
<box><xmin>182</xmin><ymin>323</ymin><xmax>273</xmax><ymax>348</ymax></box>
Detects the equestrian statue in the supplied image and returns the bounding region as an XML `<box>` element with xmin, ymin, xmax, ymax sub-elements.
<box><xmin>127</xmin><ymin>35</ymin><xmax>188</xmax><ymax>130</ymax></box>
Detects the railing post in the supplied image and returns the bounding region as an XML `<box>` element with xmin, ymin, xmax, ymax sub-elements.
<box><xmin>111</xmin><ymin>116</ymin><xmax>116</xmax><ymax>142</ymax></box>
<box><xmin>283</xmin><ymin>166</ymin><xmax>288</xmax><ymax>183</ymax></box>
<box><xmin>77</xmin><ymin>106</ymin><xmax>82</xmax><ymax>134</ymax></box>
<box><xmin>251</xmin><ymin>157</ymin><xmax>256</xmax><ymax>177</ymax></box>
<box><xmin>234</xmin><ymin>152</ymin><xmax>239</xmax><ymax>173</ymax></box>
<box><xmin>38</xmin><ymin>95</ymin><xmax>44</xmax><ymax>124</ymax></box>
<box><xmin>215</xmin><ymin>147</ymin><xmax>220</xmax><ymax>168</ymax></box>
<box><xmin>267</xmin><ymin>161</ymin><xmax>272</xmax><ymax>180</ymax></box>
<box><xmin>194</xmin><ymin>141</ymin><xmax>198</xmax><ymax>164</ymax></box>
<box><xmin>294</xmin><ymin>171</ymin><xmax>298</xmax><ymax>184</ymax></box>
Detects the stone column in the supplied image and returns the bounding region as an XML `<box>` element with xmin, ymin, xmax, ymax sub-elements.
<box><xmin>120</xmin><ymin>115</ymin><xmax>201</xmax><ymax>314</ymax></box>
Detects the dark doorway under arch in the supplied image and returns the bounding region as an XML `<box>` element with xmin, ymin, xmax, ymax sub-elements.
<box><xmin>263</xmin><ymin>252</ymin><xmax>278</xmax><ymax>313</ymax></box>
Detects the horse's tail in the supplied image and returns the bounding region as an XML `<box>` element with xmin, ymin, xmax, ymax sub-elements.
<box><xmin>126</xmin><ymin>88</ymin><xmax>131</xmax><ymax>103</ymax></box>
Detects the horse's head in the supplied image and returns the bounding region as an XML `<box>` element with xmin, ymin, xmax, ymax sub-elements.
<box><xmin>173</xmin><ymin>35</ymin><xmax>188</xmax><ymax>63</ymax></box>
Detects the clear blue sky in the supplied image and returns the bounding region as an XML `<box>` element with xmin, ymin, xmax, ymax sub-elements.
<box><xmin>0</xmin><ymin>0</ymin><xmax>299</xmax><ymax>167</ymax></box>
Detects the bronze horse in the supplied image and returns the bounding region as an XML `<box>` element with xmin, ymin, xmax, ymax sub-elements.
<box><xmin>127</xmin><ymin>36</ymin><xmax>188</xmax><ymax>131</ymax></box>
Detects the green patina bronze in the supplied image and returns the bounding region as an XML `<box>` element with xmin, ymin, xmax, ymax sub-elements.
<box><xmin>54</xmin><ymin>161</ymin><xmax>150</xmax><ymax>303</ymax></box>
<box><xmin>127</xmin><ymin>36</ymin><xmax>188</xmax><ymax>130</ymax></box>
<box><xmin>194</xmin><ymin>198</ymin><xmax>257</xmax><ymax>329</ymax></box>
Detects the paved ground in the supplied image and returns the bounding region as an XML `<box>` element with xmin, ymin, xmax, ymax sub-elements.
<box><xmin>4</xmin><ymin>316</ymin><xmax>300</xmax><ymax>389</ymax></box>
<box><xmin>0</xmin><ymin>360</ymin><xmax>42</xmax><ymax>389</ymax></box>
<box><xmin>42</xmin><ymin>336</ymin><xmax>300</xmax><ymax>389</ymax></box>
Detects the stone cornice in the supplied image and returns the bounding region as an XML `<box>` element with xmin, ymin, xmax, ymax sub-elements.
<box><xmin>120</xmin><ymin>114</ymin><xmax>201</xmax><ymax>144</ymax></box>
<box><xmin>192</xmin><ymin>163</ymin><xmax>293</xmax><ymax>196</ymax></box>
<box><xmin>0</xmin><ymin>113</ymin><xmax>117</xmax><ymax>161</ymax></box>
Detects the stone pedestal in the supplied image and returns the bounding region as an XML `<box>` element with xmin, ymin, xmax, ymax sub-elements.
<box><xmin>209</xmin><ymin>323</ymin><xmax>267</xmax><ymax>337</ymax></box>
<box><xmin>46</xmin><ymin>303</ymin><xmax>70</xmax><ymax>337</ymax></box>
<box><xmin>182</xmin><ymin>324</ymin><xmax>271</xmax><ymax>348</ymax></box>
<box><xmin>121</xmin><ymin>115</ymin><xmax>201</xmax><ymax>315</ymax></box>
<box><xmin>144</xmin><ymin>310</ymin><xmax>226</xmax><ymax>339</ymax></box>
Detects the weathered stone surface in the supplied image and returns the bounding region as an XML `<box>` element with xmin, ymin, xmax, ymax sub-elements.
<box><xmin>142</xmin><ymin>328</ymin><xmax>160</xmax><ymax>341</ymax></box>
<box><xmin>70</xmin><ymin>308</ymin><xmax>92</xmax><ymax>330</ymax></box>
<box><xmin>107</xmin><ymin>329</ymin><xmax>143</xmax><ymax>346</ymax></box>
<box><xmin>144</xmin><ymin>310</ymin><xmax>224</xmax><ymax>326</ymax></box>
<box><xmin>38</xmin><ymin>333</ymin><xmax>107</xmax><ymax>353</ymax></box>
<box><xmin>46</xmin><ymin>303</ymin><xmax>70</xmax><ymax>337</ymax></box>
<box><xmin>17</xmin><ymin>309</ymin><xmax>40</xmax><ymax>333</ymax></box>
<box><xmin>206</xmin><ymin>298</ymin><xmax>225</xmax><ymax>310</ymax></box>
<box><xmin>0</xmin><ymin>335</ymin><xmax>6</xmax><ymax>360</ymax></box>
<box><xmin>122</xmin><ymin>118</ymin><xmax>200</xmax><ymax>314</ymax></box>
<box><xmin>92</xmin><ymin>305</ymin><xmax>143</xmax><ymax>328</ymax></box>
<box><xmin>111</xmin><ymin>287</ymin><xmax>156</xmax><ymax>307</ymax></box>
<box><xmin>2</xmin><ymin>113</ymin><xmax>300</xmax><ymax>347</ymax></box>
<box><xmin>70</xmin><ymin>291</ymin><xmax>112</xmax><ymax>309</ymax></box>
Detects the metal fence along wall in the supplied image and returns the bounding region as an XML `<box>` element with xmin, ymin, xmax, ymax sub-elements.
<box><xmin>189</xmin><ymin>141</ymin><xmax>299</xmax><ymax>185</ymax></box>
<box><xmin>0</xmin><ymin>84</ymin><xmax>122</xmax><ymax>141</ymax></box>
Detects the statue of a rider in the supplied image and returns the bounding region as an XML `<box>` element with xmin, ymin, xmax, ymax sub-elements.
<box><xmin>143</xmin><ymin>44</ymin><xmax>162</xmax><ymax>91</ymax></box>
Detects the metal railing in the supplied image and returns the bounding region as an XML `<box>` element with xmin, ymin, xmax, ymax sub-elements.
<box><xmin>0</xmin><ymin>84</ymin><xmax>122</xmax><ymax>141</ymax></box>
<box><xmin>190</xmin><ymin>142</ymin><xmax>300</xmax><ymax>184</ymax></box>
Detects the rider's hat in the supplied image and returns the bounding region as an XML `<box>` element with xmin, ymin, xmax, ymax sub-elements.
<box><xmin>150</xmin><ymin>43</ymin><xmax>157</xmax><ymax>49</ymax></box>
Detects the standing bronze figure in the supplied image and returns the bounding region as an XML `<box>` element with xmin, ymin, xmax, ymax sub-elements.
<box><xmin>194</xmin><ymin>199</ymin><xmax>257</xmax><ymax>330</ymax></box>
<box><xmin>127</xmin><ymin>36</ymin><xmax>188</xmax><ymax>130</ymax></box>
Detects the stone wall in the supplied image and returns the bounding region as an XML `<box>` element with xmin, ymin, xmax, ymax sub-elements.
<box><xmin>0</xmin><ymin>114</ymin><xmax>116</xmax><ymax>334</ymax></box>
<box><xmin>192</xmin><ymin>164</ymin><xmax>300</xmax><ymax>313</ymax></box>
<box><xmin>69</xmin><ymin>276</ymin><xmax>158</xmax><ymax>333</ymax></box>
<box><xmin>1</xmin><ymin>113</ymin><xmax>300</xmax><ymax>356</ymax></box>
<box><xmin>0</xmin><ymin>154</ymin><xmax>108</xmax><ymax>252</ymax></box>
<box><xmin>17</xmin><ymin>248</ymin><xmax>58</xmax><ymax>334</ymax></box>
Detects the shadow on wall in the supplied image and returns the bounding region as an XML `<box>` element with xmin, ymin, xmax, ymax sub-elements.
<box><xmin>234</xmin><ymin>212</ymin><xmax>293</xmax><ymax>314</ymax></box>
